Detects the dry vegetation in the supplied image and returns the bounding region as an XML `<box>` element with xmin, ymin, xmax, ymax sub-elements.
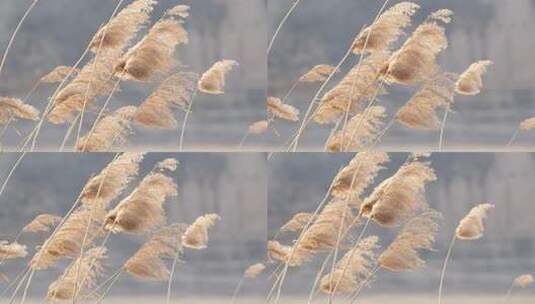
<box><xmin>268</xmin><ymin>1</ymin><xmax>496</xmax><ymax>151</ymax></box>
<box><xmin>0</xmin><ymin>153</ymin><xmax>265</xmax><ymax>304</ymax></box>
<box><xmin>0</xmin><ymin>0</ymin><xmax>239</xmax><ymax>152</ymax></box>
<box><xmin>265</xmin><ymin>152</ymin><xmax>531</xmax><ymax>304</ymax></box>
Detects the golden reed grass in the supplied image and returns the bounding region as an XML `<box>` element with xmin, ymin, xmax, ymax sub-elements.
<box><xmin>0</xmin><ymin>241</ymin><xmax>27</xmax><ymax>260</ymax></box>
<box><xmin>76</xmin><ymin>105</ymin><xmax>137</xmax><ymax>151</ymax></box>
<box><xmin>360</xmin><ymin>160</ymin><xmax>436</xmax><ymax>227</ymax></box>
<box><xmin>299</xmin><ymin>65</ymin><xmax>338</xmax><ymax>83</ymax></box>
<box><xmin>47</xmin><ymin>247</ymin><xmax>107</xmax><ymax>300</ymax></box>
<box><xmin>124</xmin><ymin>223</ymin><xmax>187</xmax><ymax>281</ymax></box>
<box><xmin>378</xmin><ymin>210</ymin><xmax>440</xmax><ymax>271</ymax></box>
<box><xmin>134</xmin><ymin>72</ymin><xmax>198</xmax><ymax>129</ymax></box>
<box><xmin>198</xmin><ymin>60</ymin><xmax>238</xmax><ymax>94</ymax></box>
<box><xmin>21</xmin><ymin>214</ymin><xmax>62</xmax><ymax>234</ymax></box>
<box><xmin>40</xmin><ymin>66</ymin><xmax>79</xmax><ymax>83</ymax></box>
<box><xmin>182</xmin><ymin>213</ymin><xmax>221</xmax><ymax>249</ymax></box>
<box><xmin>320</xmin><ymin>236</ymin><xmax>379</xmax><ymax>294</ymax></box>
<box><xmin>247</xmin><ymin>120</ymin><xmax>270</xmax><ymax>135</ymax></box>
<box><xmin>105</xmin><ymin>169</ymin><xmax>178</xmax><ymax>234</ymax></box>
<box><xmin>267</xmin><ymin>96</ymin><xmax>300</xmax><ymax>122</ymax></box>
<box><xmin>279</xmin><ymin>213</ymin><xmax>314</xmax><ymax>233</ymax></box>
<box><xmin>0</xmin><ymin>97</ymin><xmax>39</xmax><ymax>124</ymax></box>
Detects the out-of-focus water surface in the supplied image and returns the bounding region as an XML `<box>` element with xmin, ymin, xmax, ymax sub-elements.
<box><xmin>269</xmin><ymin>153</ymin><xmax>535</xmax><ymax>295</ymax></box>
<box><xmin>0</xmin><ymin>153</ymin><xmax>267</xmax><ymax>298</ymax></box>
<box><xmin>0</xmin><ymin>0</ymin><xmax>267</xmax><ymax>151</ymax></box>
<box><xmin>268</xmin><ymin>0</ymin><xmax>535</xmax><ymax>151</ymax></box>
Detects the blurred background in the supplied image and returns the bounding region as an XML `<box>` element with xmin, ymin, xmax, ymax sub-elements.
<box><xmin>0</xmin><ymin>152</ymin><xmax>267</xmax><ymax>302</ymax></box>
<box><xmin>0</xmin><ymin>0</ymin><xmax>267</xmax><ymax>151</ymax></box>
<box><xmin>268</xmin><ymin>0</ymin><xmax>535</xmax><ymax>151</ymax></box>
<box><xmin>269</xmin><ymin>152</ymin><xmax>535</xmax><ymax>302</ymax></box>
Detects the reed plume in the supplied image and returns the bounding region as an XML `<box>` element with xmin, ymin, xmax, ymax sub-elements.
<box><xmin>114</xmin><ymin>10</ymin><xmax>189</xmax><ymax>82</ymax></box>
<box><xmin>134</xmin><ymin>72</ymin><xmax>198</xmax><ymax>129</ymax></box>
<box><xmin>331</xmin><ymin>151</ymin><xmax>390</xmax><ymax>202</ymax></box>
<box><xmin>378</xmin><ymin>210</ymin><xmax>440</xmax><ymax>271</ymax></box>
<box><xmin>267</xmin><ymin>240</ymin><xmax>291</xmax><ymax>263</ymax></box>
<box><xmin>326</xmin><ymin>106</ymin><xmax>386</xmax><ymax>152</ymax></box>
<box><xmin>22</xmin><ymin>214</ymin><xmax>62</xmax><ymax>233</ymax></box>
<box><xmin>244</xmin><ymin>263</ymin><xmax>266</xmax><ymax>278</ymax></box>
<box><xmin>520</xmin><ymin>117</ymin><xmax>535</xmax><ymax>131</ymax></box>
<box><xmin>47</xmin><ymin>247</ymin><xmax>106</xmax><ymax>300</ymax></box>
<box><xmin>125</xmin><ymin>223</ymin><xmax>187</xmax><ymax>281</ymax></box>
<box><xmin>513</xmin><ymin>274</ymin><xmax>533</xmax><ymax>288</ymax></box>
<box><xmin>455</xmin><ymin>60</ymin><xmax>493</xmax><ymax>96</ymax></box>
<box><xmin>0</xmin><ymin>97</ymin><xmax>39</xmax><ymax>123</ymax></box>
<box><xmin>381</xmin><ymin>11</ymin><xmax>451</xmax><ymax>85</ymax></box>
<box><xmin>105</xmin><ymin>168</ymin><xmax>178</xmax><ymax>234</ymax></box>
<box><xmin>279</xmin><ymin>213</ymin><xmax>314</xmax><ymax>233</ymax></box>
<box><xmin>289</xmin><ymin>200</ymin><xmax>356</xmax><ymax>266</ymax></box>
<box><xmin>30</xmin><ymin>204</ymin><xmax>106</xmax><ymax>270</ymax></box>
<box><xmin>267</xmin><ymin>97</ymin><xmax>300</xmax><ymax>122</ymax></box>
<box><xmin>48</xmin><ymin>48</ymin><xmax>122</xmax><ymax>124</ymax></box>
<box><xmin>182</xmin><ymin>214</ymin><xmax>221</xmax><ymax>249</ymax></box>
<box><xmin>315</xmin><ymin>52</ymin><xmax>388</xmax><ymax>124</ymax></box>
<box><xmin>157</xmin><ymin>158</ymin><xmax>179</xmax><ymax>171</ymax></box>
<box><xmin>396</xmin><ymin>73</ymin><xmax>457</xmax><ymax>130</ymax></box>
<box><xmin>352</xmin><ymin>2</ymin><xmax>420</xmax><ymax>54</ymax></box>
<box><xmin>81</xmin><ymin>152</ymin><xmax>143</xmax><ymax>207</ymax></box>
<box><xmin>198</xmin><ymin>60</ymin><xmax>239</xmax><ymax>94</ymax></box>
<box><xmin>360</xmin><ymin>160</ymin><xmax>436</xmax><ymax>227</ymax></box>
<box><xmin>76</xmin><ymin>106</ymin><xmax>136</xmax><ymax>151</ymax></box>
<box><xmin>319</xmin><ymin>236</ymin><xmax>379</xmax><ymax>294</ymax></box>
<box><xmin>0</xmin><ymin>241</ymin><xmax>27</xmax><ymax>260</ymax></box>
<box><xmin>166</xmin><ymin>5</ymin><xmax>190</xmax><ymax>18</ymax></box>
<box><xmin>248</xmin><ymin>120</ymin><xmax>270</xmax><ymax>135</ymax></box>
<box><xmin>299</xmin><ymin>65</ymin><xmax>337</xmax><ymax>83</ymax></box>
<box><xmin>90</xmin><ymin>0</ymin><xmax>157</xmax><ymax>52</ymax></box>
<box><xmin>438</xmin><ymin>203</ymin><xmax>494</xmax><ymax>304</ymax></box>
<box><xmin>455</xmin><ymin>203</ymin><xmax>494</xmax><ymax>240</ymax></box>
<box><xmin>40</xmin><ymin>66</ymin><xmax>79</xmax><ymax>83</ymax></box>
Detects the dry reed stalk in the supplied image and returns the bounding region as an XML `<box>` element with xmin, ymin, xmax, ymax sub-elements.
<box><xmin>0</xmin><ymin>242</ymin><xmax>27</xmax><ymax>260</ymax></box>
<box><xmin>396</xmin><ymin>73</ymin><xmax>457</xmax><ymax>130</ymax></box>
<box><xmin>114</xmin><ymin>9</ymin><xmax>190</xmax><ymax>82</ymax></box>
<box><xmin>314</xmin><ymin>53</ymin><xmax>389</xmax><ymax>125</ymax></box>
<box><xmin>75</xmin><ymin>105</ymin><xmax>136</xmax><ymax>151</ymax></box>
<box><xmin>438</xmin><ymin>203</ymin><xmax>494</xmax><ymax>304</ymax></box>
<box><xmin>455</xmin><ymin>60</ymin><xmax>493</xmax><ymax>96</ymax></box>
<box><xmin>198</xmin><ymin>60</ymin><xmax>239</xmax><ymax>94</ymax></box>
<box><xmin>360</xmin><ymin>160</ymin><xmax>436</xmax><ymax>227</ymax></box>
<box><xmin>47</xmin><ymin>49</ymin><xmax>123</xmax><ymax>124</ymax></box>
<box><xmin>124</xmin><ymin>223</ymin><xmax>187</xmax><ymax>281</ymax></box>
<box><xmin>105</xmin><ymin>168</ymin><xmax>178</xmax><ymax>234</ymax></box>
<box><xmin>331</xmin><ymin>151</ymin><xmax>390</xmax><ymax>202</ymax></box>
<box><xmin>268</xmin><ymin>0</ymin><xmax>302</xmax><ymax>54</ymax></box>
<box><xmin>0</xmin><ymin>97</ymin><xmax>39</xmax><ymax>124</ymax></box>
<box><xmin>381</xmin><ymin>10</ymin><xmax>451</xmax><ymax>85</ymax></box>
<box><xmin>90</xmin><ymin>0</ymin><xmax>157</xmax><ymax>53</ymax></box>
<box><xmin>0</xmin><ymin>0</ymin><xmax>40</xmax><ymax>78</ymax></box>
<box><xmin>378</xmin><ymin>210</ymin><xmax>440</xmax><ymax>271</ymax></box>
<box><xmin>326</xmin><ymin>105</ymin><xmax>386</xmax><ymax>152</ymax></box>
<box><xmin>267</xmin><ymin>97</ymin><xmax>300</xmax><ymax>122</ymax></box>
<box><xmin>134</xmin><ymin>72</ymin><xmax>198</xmax><ymax>129</ymax></box>
<box><xmin>319</xmin><ymin>236</ymin><xmax>379</xmax><ymax>294</ymax></box>
<box><xmin>21</xmin><ymin>214</ymin><xmax>62</xmax><ymax>233</ymax></box>
<box><xmin>47</xmin><ymin>247</ymin><xmax>106</xmax><ymax>301</ymax></box>
<box><xmin>182</xmin><ymin>214</ymin><xmax>221</xmax><ymax>249</ymax></box>
<box><xmin>300</xmin><ymin>65</ymin><xmax>338</xmax><ymax>83</ymax></box>
<box><xmin>81</xmin><ymin>152</ymin><xmax>143</xmax><ymax>207</ymax></box>
<box><xmin>30</xmin><ymin>205</ymin><xmax>107</xmax><ymax>270</ymax></box>
<box><xmin>352</xmin><ymin>2</ymin><xmax>420</xmax><ymax>54</ymax></box>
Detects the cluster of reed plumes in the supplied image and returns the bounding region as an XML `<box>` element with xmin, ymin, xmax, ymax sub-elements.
<box><xmin>269</xmin><ymin>2</ymin><xmax>494</xmax><ymax>152</ymax></box>
<box><xmin>0</xmin><ymin>153</ymin><xmax>228</xmax><ymax>303</ymax></box>
<box><xmin>0</xmin><ymin>0</ymin><xmax>238</xmax><ymax>152</ymax></box>
<box><xmin>265</xmin><ymin>152</ymin><xmax>530</xmax><ymax>304</ymax></box>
